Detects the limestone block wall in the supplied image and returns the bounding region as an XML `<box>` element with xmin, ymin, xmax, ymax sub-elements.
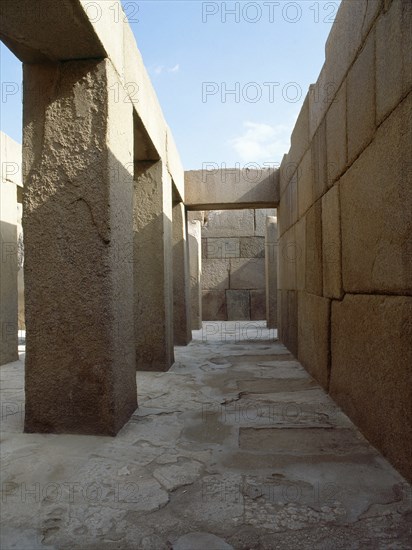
<box><xmin>277</xmin><ymin>0</ymin><xmax>412</xmax><ymax>482</ymax></box>
<box><xmin>201</xmin><ymin>208</ymin><xmax>275</xmax><ymax>321</ymax></box>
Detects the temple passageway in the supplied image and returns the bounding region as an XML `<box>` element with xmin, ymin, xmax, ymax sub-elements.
<box><xmin>1</xmin><ymin>322</ymin><xmax>411</xmax><ymax>549</ymax></box>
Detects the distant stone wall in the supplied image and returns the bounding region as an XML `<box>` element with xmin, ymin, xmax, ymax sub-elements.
<box><xmin>200</xmin><ymin>208</ymin><xmax>275</xmax><ymax>321</ymax></box>
<box><xmin>277</xmin><ymin>0</ymin><xmax>412</xmax><ymax>482</ymax></box>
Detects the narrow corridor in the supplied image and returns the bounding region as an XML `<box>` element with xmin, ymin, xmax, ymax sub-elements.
<box><xmin>1</xmin><ymin>322</ymin><xmax>411</xmax><ymax>549</ymax></box>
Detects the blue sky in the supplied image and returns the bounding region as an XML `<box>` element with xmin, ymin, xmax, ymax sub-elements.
<box><xmin>0</xmin><ymin>0</ymin><xmax>340</xmax><ymax>169</ymax></box>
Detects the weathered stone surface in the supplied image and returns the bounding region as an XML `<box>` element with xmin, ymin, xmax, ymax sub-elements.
<box><xmin>254</xmin><ymin>208</ymin><xmax>277</xmax><ymax>236</ymax></box>
<box><xmin>173</xmin><ymin>533</ymin><xmax>233</xmax><ymax>550</ymax></box>
<box><xmin>202</xmin><ymin>259</ymin><xmax>230</xmax><ymax>291</ymax></box>
<box><xmin>326</xmin><ymin>82</ymin><xmax>347</xmax><ymax>184</ymax></box>
<box><xmin>278</xmin><ymin>172</ymin><xmax>297</xmax><ymax>237</ymax></box>
<box><xmin>322</xmin><ymin>0</ymin><xmax>381</xmax><ymax>122</ymax></box>
<box><xmin>226</xmin><ymin>290</ymin><xmax>250</xmax><ymax>321</ymax></box>
<box><xmin>185</xmin><ymin>169</ymin><xmax>279</xmax><ymax>210</ymax></box>
<box><xmin>311</xmin><ymin>119</ymin><xmax>328</xmax><ymax>202</ymax></box>
<box><xmin>330</xmin><ymin>294</ymin><xmax>412</xmax><ymax>483</ymax></box>
<box><xmin>295</xmin><ymin>216</ymin><xmax>306</xmax><ymax>291</ymax></box>
<box><xmin>376</xmin><ymin>0</ymin><xmax>412</xmax><ymax>123</ymax></box>
<box><xmin>23</xmin><ymin>60</ymin><xmax>137</xmax><ymax>434</ymax></box>
<box><xmin>134</xmin><ymin>161</ymin><xmax>174</xmax><ymax>371</ymax></box>
<box><xmin>278</xmin><ymin>226</ymin><xmax>297</xmax><ymax>291</ymax></box>
<box><xmin>297</xmin><ymin>149</ymin><xmax>313</xmax><ymax>219</ymax></box>
<box><xmin>340</xmin><ymin>92</ymin><xmax>412</xmax><ymax>294</ymax></box>
<box><xmin>279</xmin><ymin>153</ymin><xmax>296</xmax><ymax>198</ymax></box>
<box><xmin>1</xmin><ymin>321</ymin><xmax>411</xmax><ymax>547</ymax></box>
<box><xmin>322</xmin><ymin>186</ymin><xmax>343</xmax><ymax>299</ymax></box>
<box><xmin>305</xmin><ymin>201</ymin><xmax>323</xmax><ymax>296</ymax></box>
<box><xmin>287</xmin><ymin>93</ymin><xmax>310</xmax><ymax>170</ymax></box>
<box><xmin>230</xmin><ymin>258</ymin><xmax>265</xmax><ymax>290</ymax></box>
<box><xmin>298</xmin><ymin>292</ymin><xmax>330</xmax><ymax>390</ymax></box>
<box><xmin>347</xmin><ymin>30</ymin><xmax>376</xmax><ymax>164</ymax></box>
<box><xmin>206</xmin><ymin>237</ymin><xmax>240</xmax><ymax>259</ymax></box>
<box><xmin>203</xmin><ymin>209</ymin><xmax>255</xmax><ymax>238</ymax></box>
<box><xmin>265</xmin><ymin>217</ymin><xmax>277</xmax><ymax>328</ymax></box>
<box><xmin>188</xmin><ymin>220</ymin><xmax>202</xmax><ymax>330</ymax></box>
<box><xmin>240</xmin><ymin>236</ymin><xmax>265</xmax><ymax>258</ymax></box>
<box><xmin>172</xmin><ymin>202</ymin><xmax>191</xmax><ymax>346</ymax></box>
<box><xmin>153</xmin><ymin>460</ymin><xmax>202</xmax><ymax>491</ymax></box>
<box><xmin>250</xmin><ymin>289</ymin><xmax>266</xmax><ymax>321</ymax></box>
<box><xmin>202</xmin><ymin>291</ymin><xmax>226</xmax><ymax>321</ymax></box>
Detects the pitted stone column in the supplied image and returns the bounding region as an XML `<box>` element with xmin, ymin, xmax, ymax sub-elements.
<box><xmin>188</xmin><ymin>219</ymin><xmax>202</xmax><ymax>330</ymax></box>
<box><xmin>23</xmin><ymin>59</ymin><xmax>137</xmax><ymax>435</ymax></box>
<box><xmin>265</xmin><ymin>216</ymin><xmax>278</xmax><ymax>328</ymax></box>
<box><xmin>133</xmin><ymin>161</ymin><xmax>174</xmax><ymax>370</ymax></box>
<box><xmin>172</xmin><ymin>202</ymin><xmax>191</xmax><ymax>345</ymax></box>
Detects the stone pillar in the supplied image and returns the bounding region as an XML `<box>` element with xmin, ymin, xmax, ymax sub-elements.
<box><xmin>133</xmin><ymin>161</ymin><xmax>174</xmax><ymax>370</ymax></box>
<box><xmin>0</xmin><ymin>176</ymin><xmax>18</xmax><ymax>365</ymax></box>
<box><xmin>23</xmin><ymin>60</ymin><xmax>137</xmax><ymax>435</ymax></box>
<box><xmin>172</xmin><ymin>201</ymin><xmax>191</xmax><ymax>345</ymax></box>
<box><xmin>188</xmin><ymin>219</ymin><xmax>202</xmax><ymax>330</ymax></box>
<box><xmin>265</xmin><ymin>216</ymin><xmax>278</xmax><ymax>328</ymax></box>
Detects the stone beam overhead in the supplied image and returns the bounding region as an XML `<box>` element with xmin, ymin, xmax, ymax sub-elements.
<box><xmin>185</xmin><ymin>168</ymin><xmax>279</xmax><ymax>210</ymax></box>
<box><xmin>0</xmin><ymin>0</ymin><xmax>185</xmax><ymax>200</ymax></box>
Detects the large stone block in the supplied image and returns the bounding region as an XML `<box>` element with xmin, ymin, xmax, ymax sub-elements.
<box><xmin>202</xmin><ymin>259</ymin><xmax>230</xmax><ymax>290</ymax></box>
<box><xmin>322</xmin><ymin>0</ymin><xmax>382</xmax><ymax>121</ymax></box>
<box><xmin>278</xmin><ymin>226</ymin><xmax>297</xmax><ymax>291</ymax></box>
<box><xmin>188</xmin><ymin>220</ymin><xmax>202</xmax><ymax>330</ymax></box>
<box><xmin>134</xmin><ymin>161</ymin><xmax>174</xmax><ymax>371</ymax></box>
<box><xmin>326</xmin><ymin>81</ymin><xmax>347</xmax><ymax>184</ymax></box>
<box><xmin>278</xmin><ymin>172</ymin><xmax>297</xmax><ymax>237</ymax></box>
<box><xmin>305</xmin><ymin>201</ymin><xmax>323</xmax><ymax>296</ymax></box>
<box><xmin>340</xmin><ymin>92</ymin><xmax>412</xmax><ymax>294</ymax></box>
<box><xmin>279</xmin><ymin>154</ymin><xmax>296</xmax><ymax>198</ymax></box>
<box><xmin>240</xmin><ymin>236</ymin><xmax>265</xmax><ymax>258</ymax></box>
<box><xmin>288</xmin><ymin>92</ymin><xmax>310</xmax><ymax>169</ymax></box>
<box><xmin>203</xmin><ymin>209</ymin><xmax>255</xmax><ymax>238</ymax></box>
<box><xmin>311</xmin><ymin>119</ymin><xmax>328</xmax><ymax>202</ymax></box>
<box><xmin>322</xmin><ymin>186</ymin><xmax>343</xmax><ymax>299</ymax></box>
<box><xmin>172</xmin><ymin>201</ymin><xmax>191</xmax><ymax>346</ymax></box>
<box><xmin>226</xmin><ymin>290</ymin><xmax>250</xmax><ymax>321</ymax></box>
<box><xmin>206</xmin><ymin>237</ymin><xmax>240</xmax><ymax>259</ymax></box>
<box><xmin>347</xmin><ymin>30</ymin><xmax>376</xmax><ymax>164</ymax></box>
<box><xmin>23</xmin><ymin>60</ymin><xmax>137</xmax><ymax>434</ymax></box>
<box><xmin>230</xmin><ymin>258</ymin><xmax>265</xmax><ymax>290</ymax></box>
<box><xmin>185</xmin><ymin>168</ymin><xmax>279</xmax><ymax>210</ymax></box>
<box><xmin>254</xmin><ymin>208</ymin><xmax>276</xmax><ymax>236</ymax></box>
<box><xmin>330</xmin><ymin>294</ymin><xmax>412</xmax><ymax>483</ymax></box>
<box><xmin>298</xmin><ymin>292</ymin><xmax>330</xmax><ymax>390</ymax></box>
<box><xmin>202</xmin><ymin>290</ymin><xmax>226</xmax><ymax>321</ymax></box>
<box><xmin>376</xmin><ymin>0</ymin><xmax>412</xmax><ymax>123</ymax></box>
<box><xmin>295</xmin><ymin>216</ymin><xmax>306</xmax><ymax>291</ymax></box>
<box><xmin>250</xmin><ymin>289</ymin><xmax>266</xmax><ymax>321</ymax></box>
<box><xmin>297</xmin><ymin>149</ymin><xmax>314</xmax><ymax>219</ymax></box>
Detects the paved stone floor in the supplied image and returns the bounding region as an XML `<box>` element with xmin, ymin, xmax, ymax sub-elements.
<box><xmin>1</xmin><ymin>322</ymin><xmax>411</xmax><ymax>549</ymax></box>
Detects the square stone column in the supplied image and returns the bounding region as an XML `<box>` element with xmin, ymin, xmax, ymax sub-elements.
<box><xmin>188</xmin><ymin>219</ymin><xmax>202</xmax><ymax>330</ymax></box>
<box><xmin>23</xmin><ymin>59</ymin><xmax>137</xmax><ymax>435</ymax></box>
<box><xmin>265</xmin><ymin>216</ymin><xmax>278</xmax><ymax>328</ymax></box>
<box><xmin>133</xmin><ymin>161</ymin><xmax>174</xmax><ymax>370</ymax></box>
<box><xmin>172</xmin><ymin>202</ymin><xmax>192</xmax><ymax>345</ymax></box>
<box><xmin>0</xmin><ymin>178</ymin><xmax>18</xmax><ymax>365</ymax></box>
